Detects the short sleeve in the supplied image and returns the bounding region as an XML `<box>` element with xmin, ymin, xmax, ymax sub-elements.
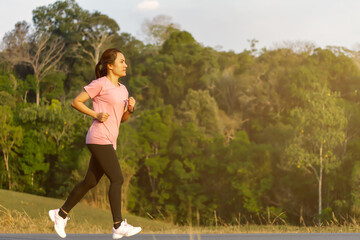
<box><xmin>84</xmin><ymin>79</ymin><xmax>103</xmax><ymax>99</ymax></box>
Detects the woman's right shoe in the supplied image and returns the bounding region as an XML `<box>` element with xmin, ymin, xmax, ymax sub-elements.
<box><xmin>112</xmin><ymin>219</ymin><xmax>142</xmax><ymax>239</ymax></box>
<box><xmin>49</xmin><ymin>209</ymin><xmax>69</xmax><ymax>238</ymax></box>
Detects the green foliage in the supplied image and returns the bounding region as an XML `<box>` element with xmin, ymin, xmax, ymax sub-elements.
<box><xmin>32</xmin><ymin>0</ymin><xmax>87</xmax><ymax>41</ymax></box>
<box><xmin>3</xmin><ymin>0</ymin><xmax>360</xmax><ymax>226</ymax></box>
<box><xmin>0</xmin><ymin>75</ymin><xmax>15</xmax><ymax>95</ymax></box>
<box><xmin>0</xmin><ymin>73</ymin><xmax>24</xmax><ymax>106</ymax></box>
<box><xmin>17</xmin><ymin>130</ymin><xmax>48</xmax><ymax>194</ymax></box>
<box><xmin>16</xmin><ymin>100</ymin><xmax>89</xmax><ymax>196</ymax></box>
<box><xmin>178</xmin><ymin>89</ymin><xmax>223</xmax><ymax>135</ymax></box>
<box><xmin>226</xmin><ymin>131</ymin><xmax>273</xmax><ymax>214</ymax></box>
<box><xmin>0</xmin><ymin>105</ymin><xmax>23</xmax><ymax>189</ymax></box>
<box><xmin>41</xmin><ymin>72</ymin><xmax>66</xmax><ymax>101</ymax></box>
<box><xmin>161</xmin><ymin>30</ymin><xmax>195</xmax><ymax>53</ymax></box>
<box><xmin>145</xmin><ymin>30</ymin><xmax>219</xmax><ymax>106</ymax></box>
<box><xmin>285</xmin><ymin>85</ymin><xmax>347</xmax><ymax>173</ymax></box>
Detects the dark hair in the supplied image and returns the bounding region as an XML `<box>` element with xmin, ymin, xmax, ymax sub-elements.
<box><xmin>95</xmin><ymin>48</ymin><xmax>122</xmax><ymax>78</ymax></box>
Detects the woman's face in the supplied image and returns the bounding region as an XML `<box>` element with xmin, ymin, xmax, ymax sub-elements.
<box><xmin>108</xmin><ymin>52</ymin><xmax>128</xmax><ymax>78</ymax></box>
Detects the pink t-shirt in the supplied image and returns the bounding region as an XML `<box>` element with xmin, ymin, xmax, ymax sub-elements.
<box><xmin>84</xmin><ymin>76</ymin><xmax>128</xmax><ymax>150</ymax></box>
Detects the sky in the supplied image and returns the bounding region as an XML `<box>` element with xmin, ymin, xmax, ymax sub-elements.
<box><xmin>1</xmin><ymin>0</ymin><xmax>360</xmax><ymax>53</ymax></box>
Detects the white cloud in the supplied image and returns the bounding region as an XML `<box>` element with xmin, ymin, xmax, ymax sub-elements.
<box><xmin>137</xmin><ymin>0</ymin><xmax>160</xmax><ymax>11</ymax></box>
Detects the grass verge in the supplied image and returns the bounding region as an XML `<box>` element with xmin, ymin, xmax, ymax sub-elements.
<box><xmin>1</xmin><ymin>189</ymin><xmax>360</xmax><ymax>234</ymax></box>
<box><xmin>0</xmin><ymin>189</ymin><xmax>173</xmax><ymax>234</ymax></box>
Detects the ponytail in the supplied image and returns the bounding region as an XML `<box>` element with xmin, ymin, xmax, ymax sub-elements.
<box><xmin>95</xmin><ymin>61</ymin><xmax>102</xmax><ymax>79</ymax></box>
<box><xmin>95</xmin><ymin>48</ymin><xmax>122</xmax><ymax>79</ymax></box>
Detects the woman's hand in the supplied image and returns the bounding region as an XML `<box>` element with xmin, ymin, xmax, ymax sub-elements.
<box><xmin>122</xmin><ymin>97</ymin><xmax>136</xmax><ymax>123</ymax></box>
<box><xmin>128</xmin><ymin>97</ymin><xmax>136</xmax><ymax>112</ymax></box>
<box><xmin>96</xmin><ymin>112</ymin><xmax>110</xmax><ymax>122</ymax></box>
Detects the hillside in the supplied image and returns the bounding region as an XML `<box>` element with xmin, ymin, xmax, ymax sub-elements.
<box><xmin>0</xmin><ymin>189</ymin><xmax>174</xmax><ymax>233</ymax></box>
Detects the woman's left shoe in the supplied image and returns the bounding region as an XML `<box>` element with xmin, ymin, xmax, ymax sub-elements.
<box><xmin>112</xmin><ymin>219</ymin><xmax>142</xmax><ymax>239</ymax></box>
<box><xmin>49</xmin><ymin>209</ymin><xmax>70</xmax><ymax>238</ymax></box>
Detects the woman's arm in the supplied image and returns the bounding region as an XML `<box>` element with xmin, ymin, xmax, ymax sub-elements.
<box><xmin>121</xmin><ymin>111</ymin><xmax>131</xmax><ymax>123</ymax></box>
<box><xmin>121</xmin><ymin>97</ymin><xmax>136</xmax><ymax>123</ymax></box>
<box><xmin>71</xmin><ymin>91</ymin><xmax>109</xmax><ymax>122</ymax></box>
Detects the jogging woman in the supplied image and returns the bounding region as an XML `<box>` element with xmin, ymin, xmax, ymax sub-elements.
<box><xmin>49</xmin><ymin>48</ymin><xmax>141</xmax><ymax>239</ymax></box>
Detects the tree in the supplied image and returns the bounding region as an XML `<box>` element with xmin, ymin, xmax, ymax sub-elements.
<box><xmin>2</xmin><ymin>21</ymin><xmax>65</xmax><ymax>106</ymax></box>
<box><xmin>144</xmin><ymin>30</ymin><xmax>219</xmax><ymax>105</ymax></box>
<box><xmin>41</xmin><ymin>72</ymin><xmax>66</xmax><ymax>102</ymax></box>
<box><xmin>17</xmin><ymin>129</ymin><xmax>49</xmax><ymax>194</ymax></box>
<box><xmin>141</xmin><ymin>15</ymin><xmax>180</xmax><ymax>46</ymax></box>
<box><xmin>17</xmin><ymin>99</ymin><xmax>88</xmax><ymax>195</ymax></box>
<box><xmin>307</xmin><ymin>48</ymin><xmax>360</xmax><ymax>103</ymax></box>
<box><xmin>241</xmin><ymin>48</ymin><xmax>304</xmax><ymax>124</ymax></box>
<box><xmin>226</xmin><ymin>131</ymin><xmax>274</xmax><ymax>217</ymax></box>
<box><xmin>178</xmin><ymin>89</ymin><xmax>223</xmax><ymax>136</ymax></box>
<box><xmin>135</xmin><ymin>106</ymin><xmax>173</xmax><ymax>209</ymax></box>
<box><xmin>272</xmin><ymin>40</ymin><xmax>316</xmax><ymax>55</ymax></box>
<box><xmin>32</xmin><ymin>0</ymin><xmax>86</xmax><ymax>42</ymax></box>
<box><xmin>166</xmin><ymin>122</ymin><xmax>210</xmax><ymax>224</ymax></box>
<box><xmin>0</xmin><ymin>106</ymin><xmax>23</xmax><ymax>189</ymax></box>
<box><xmin>284</xmin><ymin>84</ymin><xmax>347</xmax><ymax>224</ymax></box>
<box><xmin>77</xmin><ymin>12</ymin><xmax>120</xmax><ymax>66</ymax></box>
<box><xmin>0</xmin><ymin>73</ymin><xmax>19</xmax><ymax>106</ymax></box>
<box><xmin>32</xmin><ymin>0</ymin><xmax>92</xmax><ymax>92</ymax></box>
<box><xmin>116</xmin><ymin>123</ymin><xmax>139</xmax><ymax>212</ymax></box>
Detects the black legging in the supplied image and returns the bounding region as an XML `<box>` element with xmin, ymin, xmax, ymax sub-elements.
<box><xmin>61</xmin><ymin>144</ymin><xmax>124</xmax><ymax>223</ymax></box>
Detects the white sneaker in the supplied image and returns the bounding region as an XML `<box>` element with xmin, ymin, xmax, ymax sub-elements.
<box><xmin>112</xmin><ymin>219</ymin><xmax>142</xmax><ymax>239</ymax></box>
<box><xmin>49</xmin><ymin>209</ymin><xmax>69</xmax><ymax>238</ymax></box>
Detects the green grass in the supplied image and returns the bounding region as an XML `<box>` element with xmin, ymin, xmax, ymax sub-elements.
<box><xmin>1</xmin><ymin>189</ymin><xmax>360</xmax><ymax>234</ymax></box>
<box><xmin>0</xmin><ymin>189</ymin><xmax>174</xmax><ymax>234</ymax></box>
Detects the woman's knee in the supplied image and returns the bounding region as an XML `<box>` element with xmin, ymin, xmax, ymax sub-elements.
<box><xmin>110</xmin><ymin>175</ymin><xmax>124</xmax><ymax>186</ymax></box>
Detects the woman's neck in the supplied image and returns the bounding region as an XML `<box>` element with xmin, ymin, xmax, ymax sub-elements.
<box><xmin>106</xmin><ymin>74</ymin><xmax>119</xmax><ymax>86</ymax></box>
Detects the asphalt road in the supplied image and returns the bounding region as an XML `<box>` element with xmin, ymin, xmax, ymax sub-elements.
<box><xmin>0</xmin><ymin>233</ymin><xmax>360</xmax><ymax>240</ymax></box>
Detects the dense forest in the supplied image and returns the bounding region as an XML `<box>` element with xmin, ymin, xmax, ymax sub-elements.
<box><xmin>2</xmin><ymin>0</ymin><xmax>360</xmax><ymax>227</ymax></box>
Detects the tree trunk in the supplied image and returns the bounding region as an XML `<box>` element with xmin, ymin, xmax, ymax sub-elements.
<box><xmin>36</xmin><ymin>82</ymin><xmax>40</xmax><ymax>106</ymax></box>
<box><xmin>3</xmin><ymin>151</ymin><xmax>11</xmax><ymax>190</ymax></box>
<box><xmin>24</xmin><ymin>90</ymin><xmax>28</xmax><ymax>103</ymax></box>
<box><xmin>34</xmin><ymin>77</ymin><xmax>40</xmax><ymax>106</ymax></box>
<box><xmin>188</xmin><ymin>198</ymin><xmax>192</xmax><ymax>226</ymax></box>
<box><xmin>318</xmin><ymin>143</ymin><xmax>323</xmax><ymax>226</ymax></box>
<box><xmin>95</xmin><ymin>47</ymin><xmax>100</xmax><ymax>66</ymax></box>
